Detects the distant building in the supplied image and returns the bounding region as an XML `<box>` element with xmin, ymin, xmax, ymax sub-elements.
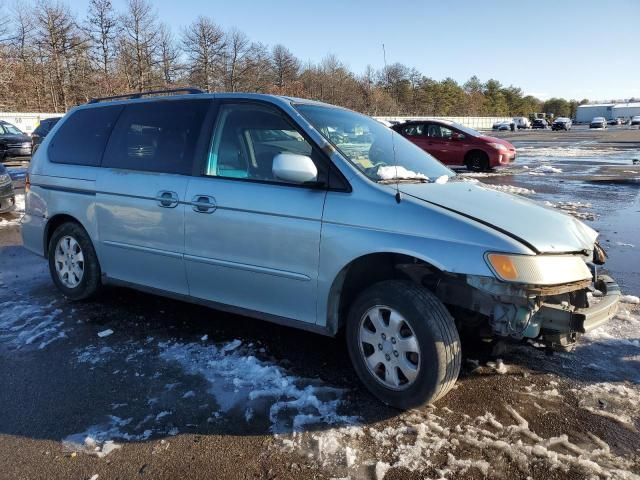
<box><xmin>612</xmin><ymin>102</ymin><xmax>640</xmax><ymax>121</ymax></box>
<box><xmin>575</xmin><ymin>102</ymin><xmax>640</xmax><ymax>123</ymax></box>
<box><xmin>575</xmin><ymin>104</ymin><xmax>615</xmax><ymax>123</ymax></box>
<box><xmin>0</xmin><ymin>112</ymin><xmax>63</xmax><ymax>134</ymax></box>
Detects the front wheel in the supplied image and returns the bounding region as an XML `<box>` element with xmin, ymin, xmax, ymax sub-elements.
<box><xmin>48</xmin><ymin>222</ymin><xmax>102</xmax><ymax>300</ymax></box>
<box><xmin>346</xmin><ymin>280</ymin><xmax>461</xmax><ymax>409</ymax></box>
<box><xmin>466</xmin><ymin>151</ymin><xmax>490</xmax><ymax>172</ymax></box>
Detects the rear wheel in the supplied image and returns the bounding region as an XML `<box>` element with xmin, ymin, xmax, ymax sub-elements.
<box><xmin>48</xmin><ymin>222</ymin><xmax>102</xmax><ymax>300</ymax></box>
<box><xmin>346</xmin><ymin>280</ymin><xmax>461</xmax><ymax>409</ymax></box>
<box><xmin>466</xmin><ymin>151</ymin><xmax>490</xmax><ymax>172</ymax></box>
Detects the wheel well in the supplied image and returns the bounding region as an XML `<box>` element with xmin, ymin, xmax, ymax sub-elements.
<box><xmin>328</xmin><ymin>253</ymin><xmax>442</xmax><ymax>335</ymax></box>
<box><xmin>43</xmin><ymin>214</ymin><xmax>83</xmax><ymax>257</ymax></box>
<box><xmin>464</xmin><ymin>149</ymin><xmax>488</xmax><ymax>164</ymax></box>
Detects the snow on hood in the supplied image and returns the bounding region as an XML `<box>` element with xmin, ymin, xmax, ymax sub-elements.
<box><xmin>399</xmin><ymin>180</ymin><xmax>598</xmax><ymax>254</ymax></box>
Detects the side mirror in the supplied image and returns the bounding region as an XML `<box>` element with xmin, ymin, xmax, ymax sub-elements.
<box><xmin>272</xmin><ymin>153</ymin><xmax>318</xmax><ymax>184</ymax></box>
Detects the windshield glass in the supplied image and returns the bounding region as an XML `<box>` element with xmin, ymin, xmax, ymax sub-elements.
<box><xmin>447</xmin><ymin>122</ymin><xmax>481</xmax><ymax>137</ymax></box>
<box><xmin>2</xmin><ymin>123</ymin><xmax>23</xmax><ymax>135</ymax></box>
<box><xmin>294</xmin><ymin>104</ymin><xmax>453</xmax><ymax>182</ymax></box>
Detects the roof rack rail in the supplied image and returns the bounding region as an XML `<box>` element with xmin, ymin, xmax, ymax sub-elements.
<box><xmin>87</xmin><ymin>87</ymin><xmax>205</xmax><ymax>104</ymax></box>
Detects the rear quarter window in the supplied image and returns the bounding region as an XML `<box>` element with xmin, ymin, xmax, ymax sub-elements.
<box><xmin>102</xmin><ymin>99</ymin><xmax>210</xmax><ymax>175</ymax></box>
<box><xmin>48</xmin><ymin>106</ymin><xmax>123</xmax><ymax>166</ymax></box>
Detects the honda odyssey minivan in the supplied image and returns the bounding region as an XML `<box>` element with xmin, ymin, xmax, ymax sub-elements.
<box><xmin>22</xmin><ymin>90</ymin><xmax>620</xmax><ymax>409</ymax></box>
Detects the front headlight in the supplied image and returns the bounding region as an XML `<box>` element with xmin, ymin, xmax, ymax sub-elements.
<box><xmin>488</xmin><ymin>143</ymin><xmax>507</xmax><ymax>151</ymax></box>
<box><xmin>486</xmin><ymin>253</ymin><xmax>592</xmax><ymax>285</ymax></box>
<box><xmin>0</xmin><ymin>173</ymin><xmax>11</xmax><ymax>185</ymax></box>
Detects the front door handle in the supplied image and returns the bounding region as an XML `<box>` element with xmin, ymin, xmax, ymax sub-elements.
<box><xmin>156</xmin><ymin>190</ymin><xmax>179</xmax><ymax>208</ymax></box>
<box><xmin>191</xmin><ymin>195</ymin><xmax>217</xmax><ymax>213</ymax></box>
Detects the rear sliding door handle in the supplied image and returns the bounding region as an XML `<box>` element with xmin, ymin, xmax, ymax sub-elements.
<box><xmin>191</xmin><ymin>195</ymin><xmax>217</xmax><ymax>213</ymax></box>
<box><xmin>156</xmin><ymin>190</ymin><xmax>179</xmax><ymax>208</ymax></box>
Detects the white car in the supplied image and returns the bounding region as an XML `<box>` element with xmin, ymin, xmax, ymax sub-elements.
<box><xmin>589</xmin><ymin>117</ymin><xmax>607</xmax><ymax>129</ymax></box>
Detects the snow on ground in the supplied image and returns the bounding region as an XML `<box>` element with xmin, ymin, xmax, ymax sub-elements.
<box><xmin>158</xmin><ymin>340</ymin><xmax>357</xmax><ymax>432</ymax></box>
<box><xmin>543</xmin><ymin>200</ymin><xmax>596</xmax><ymax>221</ymax></box>
<box><xmin>65</xmin><ymin>337</ymin><xmax>356</xmax><ymax>453</ymax></box>
<box><xmin>276</xmin><ymin>402</ymin><xmax>640</xmax><ymax>479</ymax></box>
<box><xmin>0</xmin><ymin>297</ymin><xmax>66</xmax><ymax>350</ymax></box>
<box><xmin>0</xmin><ymin>192</ymin><xmax>24</xmax><ymax>228</ymax></box>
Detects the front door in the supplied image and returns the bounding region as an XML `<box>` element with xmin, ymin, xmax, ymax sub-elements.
<box><xmin>96</xmin><ymin>99</ymin><xmax>211</xmax><ymax>295</ymax></box>
<box><xmin>184</xmin><ymin>102</ymin><xmax>328</xmax><ymax>323</ymax></box>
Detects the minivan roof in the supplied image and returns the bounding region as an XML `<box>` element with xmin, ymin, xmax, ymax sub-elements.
<box><xmin>76</xmin><ymin>92</ymin><xmax>336</xmax><ymax>111</ymax></box>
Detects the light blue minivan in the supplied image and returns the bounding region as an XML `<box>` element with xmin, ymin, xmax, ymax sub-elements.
<box><xmin>21</xmin><ymin>89</ymin><xmax>620</xmax><ymax>408</ymax></box>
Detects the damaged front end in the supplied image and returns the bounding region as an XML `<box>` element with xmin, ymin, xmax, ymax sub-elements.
<box><xmin>418</xmin><ymin>243</ymin><xmax>620</xmax><ymax>352</ymax></box>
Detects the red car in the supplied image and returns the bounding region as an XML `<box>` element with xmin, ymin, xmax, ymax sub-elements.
<box><xmin>392</xmin><ymin>120</ymin><xmax>516</xmax><ymax>171</ymax></box>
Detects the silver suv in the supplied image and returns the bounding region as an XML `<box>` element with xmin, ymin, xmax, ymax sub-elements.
<box><xmin>22</xmin><ymin>90</ymin><xmax>620</xmax><ymax>409</ymax></box>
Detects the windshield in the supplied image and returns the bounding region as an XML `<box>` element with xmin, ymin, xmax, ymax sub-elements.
<box><xmin>447</xmin><ymin>122</ymin><xmax>481</xmax><ymax>137</ymax></box>
<box><xmin>1</xmin><ymin>123</ymin><xmax>24</xmax><ymax>135</ymax></box>
<box><xmin>294</xmin><ymin>104</ymin><xmax>453</xmax><ymax>182</ymax></box>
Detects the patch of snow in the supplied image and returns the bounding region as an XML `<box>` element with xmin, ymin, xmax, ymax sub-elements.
<box><xmin>435</xmin><ymin>175</ymin><xmax>449</xmax><ymax>184</ymax></box>
<box><xmin>159</xmin><ymin>340</ymin><xmax>356</xmax><ymax>432</ymax></box>
<box><xmin>535</xmin><ymin>165</ymin><xmax>563</xmax><ymax>173</ymax></box>
<box><xmin>377</xmin><ymin>166</ymin><xmax>427</xmax><ymax>181</ymax></box>
<box><xmin>200</xmin><ymin>334</ymin><xmax>208</xmax><ymax>341</ymax></box>
<box><xmin>0</xmin><ymin>298</ymin><xmax>66</xmax><ymax>350</ymax></box>
<box><xmin>483</xmin><ymin>184</ymin><xmax>536</xmax><ymax>195</ymax></box>
<box><xmin>0</xmin><ymin>193</ymin><xmax>24</xmax><ymax>229</ymax></box>
<box><xmin>276</xmin><ymin>404</ymin><xmax>638</xmax><ymax>479</ymax></box>
<box><xmin>620</xmin><ymin>295</ymin><xmax>640</xmax><ymax>305</ymax></box>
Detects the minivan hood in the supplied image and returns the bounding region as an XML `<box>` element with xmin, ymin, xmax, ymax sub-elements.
<box><xmin>399</xmin><ymin>180</ymin><xmax>598</xmax><ymax>254</ymax></box>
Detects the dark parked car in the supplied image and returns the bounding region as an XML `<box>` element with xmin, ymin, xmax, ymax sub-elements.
<box><xmin>392</xmin><ymin>119</ymin><xmax>516</xmax><ymax>171</ymax></box>
<box><xmin>531</xmin><ymin>119</ymin><xmax>548</xmax><ymax>129</ymax></box>
<box><xmin>0</xmin><ymin>162</ymin><xmax>16</xmax><ymax>213</ymax></box>
<box><xmin>630</xmin><ymin>116</ymin><xmax>640</xmax><ymax>126</ymax></box>
<box><xmin>551</xmin><ymin>117</ymin><xmax>572</xmax><ymax>131</ymax></box>
<box><xmin>607</xmin><ymin>118</ymin><xmax>622</xmax><ymax>126</ymax></box>
<box><xmin>589</xmin><ymin>117</ymin><xmax>607</xmax><ymax>129</ymax></box>
<box><xmin>31</xmin><ymin>117</ymin><xmax>62</xmax><ymax>154</ymax></box>
<box><xmin>0</xmin><ymin>121</ymin><xmax>32</xmax><ymax>160</ymax></box>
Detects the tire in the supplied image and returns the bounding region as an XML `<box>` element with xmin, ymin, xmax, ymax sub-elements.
<box><xmin>466</xmin><ymin>151</ymin><xmax>490</xmax><ymax>172</ymax></box>
<box><xmin>48</xmin><ymin>222</ymin><xmax>102</xmax><ymax>300</ymax></box>
<box><xmin>346</xmin><ymin>280</ymin><xmax>461</xmax><ymax>409</ymax></box>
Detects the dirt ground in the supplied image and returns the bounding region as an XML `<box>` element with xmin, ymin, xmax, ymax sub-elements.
<box><xmin>1</xmin><ymin>127</ymin><xmax>639</xmax><ymax>480</ymax></box>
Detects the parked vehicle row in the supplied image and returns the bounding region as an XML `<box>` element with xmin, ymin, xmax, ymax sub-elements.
<box><xmin>590</xmin><ymin>117</ymin><xmax>607</xmax><ymax>129</ymax></box>
<box><xmin>392</xmin><ymin>120</ymin><xmax>516</xmax><ymax>171</ymax></box>
<box><xmin>0</xmin><ymin>121</ymin><xmax>32</xmax><ymax>160</ymax></box>
<box><xmin>551</xmin><ymin>117</ymin><xmax>572</xmax><ymax>131</ymax></box>
<box><xmin>22</xmin><ymin>90</ymin><xmax>620</xmax><ymax>408</ymax></box>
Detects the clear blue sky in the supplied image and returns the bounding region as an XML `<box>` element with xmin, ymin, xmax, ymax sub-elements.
<box><xmin>69</xmin><ymin>0</ymin><xmax>640</xmax><ymax>101</ymax></box>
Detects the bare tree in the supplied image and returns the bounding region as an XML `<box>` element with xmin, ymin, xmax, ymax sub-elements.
<box><xmin>158</xmin><ymin>23</ymin><xmax>180</xmax><ymax>87</ymax></box>
<box><xmin>181</xmin><ymin>16</ymin><xmax>225</xmax><ymax>92</ymax></box>
<box><xmin>120</xmin><ymin>0</ymin><xmax>159</xmax><ymax>91</ymax></box>
<box><xmin>271</xmin><ymin>44</ymin><xmax>299</xmax><ymax>89</ymax></box>
<box><xmin>36</xmin><ymin>0</ymin><xmax>85</xmax><ymax>111</ymax></box>
<box><xmin>222</xmin><ymin>28</ymin><xmax>252</xmax><ymax>92</ymax></box>
<box><xmin>86</xmin><ymin>0</ymin><xmax>117</xmax><ymax>93</ymax></box>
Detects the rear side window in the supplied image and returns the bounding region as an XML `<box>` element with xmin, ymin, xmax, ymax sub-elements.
<box><xmin>48</xmin><ymin>106</ymin><xmax>123</xmax><ymax>166</ymax></box>
<box><xmin>103</xmin><ymin>100</ymin><xmax>209</xmax><ymax>175</ymax></box>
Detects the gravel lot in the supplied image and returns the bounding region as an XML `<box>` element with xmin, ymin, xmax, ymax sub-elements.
<box><xmin>1</xmin><ymin>126</ymin><xmax>639</xmax><ymax>480</ymax></box>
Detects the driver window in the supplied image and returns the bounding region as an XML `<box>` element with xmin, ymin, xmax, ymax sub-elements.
<box><xmin>402</xmin><ymin>123</ymin><xmax>424</xmax><ymax>136</ymax></box>
<box><xmin>207</xmin><ymin>103</ymin><xmax>325</xmax><ymax>184</ymax></box>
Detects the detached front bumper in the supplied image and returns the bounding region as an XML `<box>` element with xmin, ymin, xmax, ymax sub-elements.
<box><xmin>537</xmin><ymin>275</ymin><xmax>620</xmax><ymax>334</ymax></box>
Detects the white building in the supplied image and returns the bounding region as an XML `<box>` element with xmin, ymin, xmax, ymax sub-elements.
<box><xmin>575</xmin><ymin>104</ymin><xmax>615</xmax><ymax>123</ymax></box>
<box><xmin>612</xmin><ymin>102</ymin><xmax>640</xmax><ymax>120</ymax></box>
<box><xmin>0</xmin><ymin>112</ymin><xmax>64</xmax><ymax>134</ymax></box>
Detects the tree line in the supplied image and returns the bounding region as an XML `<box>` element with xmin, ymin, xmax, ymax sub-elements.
<box><xmin>0</xmin><ymin>0</ymin><xmax>588</xmax><ymax>117</ymax></box>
